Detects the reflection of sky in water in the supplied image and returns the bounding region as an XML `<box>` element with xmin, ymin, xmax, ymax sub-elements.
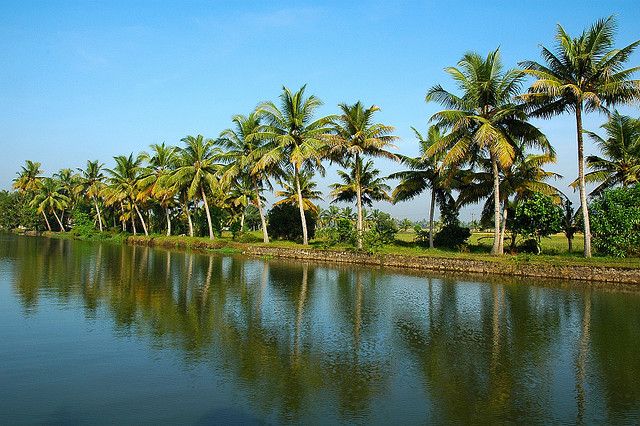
<box><xmin>0</xmin><ymin>234</ymin><xmax>639</xmax><ymax>424</ymax></box>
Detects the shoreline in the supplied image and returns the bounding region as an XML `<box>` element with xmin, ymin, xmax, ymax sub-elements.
<box><xmin>119</xmin><ymin>234</ymin><xmax>640</xmax><ymax>285</ymax></box>
<box><xmin>13</xmin><ymin>231</ymin><xmax>638</xmax><ymax>284</ymax></box>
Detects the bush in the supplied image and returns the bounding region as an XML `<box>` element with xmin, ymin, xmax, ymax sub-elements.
<box><xmin>590</xmin><ymin>185</ymin><xmax>640</xmax><ymax>257</ymax></box>
<box><xmin>433</xmin><ymin>223</ymin><xmax>471</xmax><ymax>249</ymax></box>
<box><xmin>512</xmin><ymin>193</ymin><xmax>563</xmax><ymax>254</ymax></box>
<box><xmin>368</xmin><ymin>211</ymin><xmax>398</xmax><ymax>245</ymax></box>
<box><xmin>317</xmin><ymin>218</ymin><xmax>355</xmax><ymax>247</ymax></box>
<box><xmin>267</xmin><ymin>203</ymin><xmax>317</xmax><ymax>242</ymax></box>
<box><xmin>518</xmin><ymin>238</ymin><xmax>541</xmax><ymax>254</ymax></box>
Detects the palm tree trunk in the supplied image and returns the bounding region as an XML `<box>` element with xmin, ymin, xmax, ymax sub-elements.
<box><xmin>491</xmin><ymin>155</ymin><xmax>502</xmax><ymax>255</ymax></box>
<box><xmin>576</xmin><ymin>104</ymin><xmax>592</xmax><ymax>258</ymax></box>
<box><xmin>201</xmin><ymin>187</ymin><xmax>214</xmax><ymax>240</ymax></box>
<box><xmin>165</xmin><ymin>207</ymin><xmax>171</xmax><ymax>236</ymax></box>
<box><xmin>131</xmin><ymin>212</ymin><xmax>137</xmax><ymax>235</ymax></box>
<box><xmin>94</xmin><ymin>197</ymin><xmax>103</xmax><ymax>232</ymax></box>
<box><xmin>294</xmin><ymin>168</ymin><xmax>309</xmax><ymax>245</ymax></box>
<box><xmin>52</xmin><ymin>209</ymin><xmax>64</xmax><ymax>231</ymax></box>
<box><xmin>42</xmin><ymin>210</ymin><xmax>52</xmax><ymax>231</ymax></box>
<box><xmin>428</xmin><ymin>187</ymin><xmax>436</xmax><ymax>249</ymax></box>
<box><xmin>184</xmin><ymin>201</ymin><xmax>194</xmax><ymax>237</ymax></box>
<box><xmin>60</xmin><ymin>211</ymin><xmax>65</xmax><ymax>229</ymax></box>
<box><xmin>134</xmin><ymin>204</ymin><xmax>148</xmax><ymax>236</ymax></box>
<box><xmin>355</xmin><ymin>155</ymin><xmax>364</xmax><ymax>250</ymax></box>
<box><xmin>254</xmin><ymin>184</ymin><xmax>269</xmax><ymax>243</ymax></box>
<box><xmin>498</xmin><ymin>199</ymin><xmax>508</xmax><ymax>254</ymax></box>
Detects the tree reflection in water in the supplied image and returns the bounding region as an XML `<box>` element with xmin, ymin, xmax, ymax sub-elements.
<box><xmin>4</xmin><ymin>235</ymin><xmax>640</xmax><ymax>424</ymax></box>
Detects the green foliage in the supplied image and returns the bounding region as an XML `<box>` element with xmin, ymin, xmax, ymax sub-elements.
<box><xmin>69</xmin><ymin>208</ymin><xmax>98</xmax><ymax>238</ymax></box>
<box><xmin>434</xmin><ymin>224</ymin><xmax>471</xmax><ymax>249</ymax></box>
<box><xmin>413</xmin><ymin>225</ymin><xmax>432</xmax><ymax>247</ymax></box>
<box><xmin>512</xmin><ymin>193</ymin><xmax>563</xmax><ymax>253</ymax></box>
<box><xmin>590</xmin><ymin>185</ymin><xmax>640</xmax><ymax>257</ymax></box>
<box><xmin>367</xmin><ymin>211</ymin><xmax>398</xmax><ymax>245</ymax></box>
<box><xmin>317</xmin><ymin>218</ymin><xmax>356</xmax><ymax>247</ymax></box>
<box><xmin>267</xmin><ymin>203</ymin><xmax>317</xmax><ymax>242</ymax></box>
<box><xmin>0</xmin><ymin>191</ymin><xmax>39</xmax><ymax>231</ymax></box>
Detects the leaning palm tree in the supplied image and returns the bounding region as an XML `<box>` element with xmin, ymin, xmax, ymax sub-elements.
<box><xmin>105</xmin><ymin>154</ymin><xmax>148</xmax><ymax>236</ymax></box>
<box><xmin>218</xmin><ymin>111</ymin><xmax>273</xmax><ymax>243</ymax></box>
<box><xmin>519</xmin><ymin>16</ymin><xmax>640</xmax><ymax>257</ymax></box>
<box><xmin>13</xmin><ymin>160</ymin><xmax>43</xmax><ymax>195</ymax></box>
<box><xmin>330</xmin><ymin>159</ymin><xmax>391</xmax><ymax>210</ymax></box>
<box><xmin>255</xmin><ymin>85</ymin><xmax>334</xmax><ymax>245</ymax></box>
<box><xmin>139</xmin><ymin>143</ymin><xmax>178</xmax><ymax>236</ymax></box>
<box><xmin>30</xmin><ymin>178</ymin><xmax>70</xmax><ymax>231</ymax></box>
<box><xmin>578</xmin><ymin>111</ymin><xmax>640</xmax><ymax>194</ymax></box>
<box><xmin>274</xmin><ymin>170</ymin><xmax>323</xmax><ymax>215</ymax></box>
<box><xmin>326</xmin><ymin>102</ymin><xmax>398</xmax><ymax>248</ymax></box>
<box><xmin>426</xmin><ymin>48</ymin><xmax>549</xmax><ymax>255</ymax></box>
<box><xmin>389</xmin><ymin>126</ymin><xmax>453</xmax><ymax>248</ymax></box>
<box><xmin>77</xmin><ymin>160</ymin><xmax>106</xmax><ymax>232</ymax></box>
<box><xmin>52</xmin><ymin>168</ymin><xmax>78</xmax><ymax>229</ymax></box>
<box><xmin>172</xmin><ymin>135</ymin><xmax>221</xmax><ymax>239</ymax></box>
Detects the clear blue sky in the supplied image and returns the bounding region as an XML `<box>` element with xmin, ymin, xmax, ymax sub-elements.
<box><xmin>1</xmin><ymin>1</ymin><xmax>639</xmax><ymax>220</ymax></box>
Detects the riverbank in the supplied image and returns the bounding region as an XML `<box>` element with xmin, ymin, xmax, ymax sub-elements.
<box><xmin>104</xmin><ymin>234</ymin><xmax>640</xmax><ymax>284</ymax></box>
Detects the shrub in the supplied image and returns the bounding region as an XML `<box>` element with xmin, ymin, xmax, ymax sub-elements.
<box><xmin>433</xmin><ymin>223</ymin><xmax>471</xmax><ymax>249</ymax></box>
<box><xmin>368</xmin><ymin>211</ymin><xmax>398</xmax><ymax>245</ymax></box>
<box><xmin>267</xmin><ymin>203</ymin><xmax>317</xmax><ymax>242</ymax></box>
<box><xmin>589</xmin><ymin>185</ymin><xmax>640</xmax><ymax>257</ymax></box>
<box><xmin>512</xmin><ymin>193</ymin><xmax>563</xmax><ymax>254</ymax></box>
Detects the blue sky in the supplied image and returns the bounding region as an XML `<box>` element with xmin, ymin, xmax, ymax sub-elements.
<box><xmin>1</xmin><ymin>1</ymin><xmax>639</xmax><ymax>220</ymax></box>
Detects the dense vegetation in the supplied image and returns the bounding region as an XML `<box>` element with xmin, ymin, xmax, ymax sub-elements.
<box><xmin>3</xmin><ymin>17</ymin><xmax>640</xmax><ymax>257</ymax></box>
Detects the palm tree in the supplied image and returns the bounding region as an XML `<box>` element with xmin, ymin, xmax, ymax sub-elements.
<box><xmin>255</xmin><ymin>85</ymin><xmax>334</xmax><ymax>245</ymax></box>
<box><xmin>578</xmin><ymin>111</ymin><xmax>640</xmax><ymax>194</ymax></box>
<box><xmin>219</xmin><ymin>112</ymin><xmax>273</xmax><ymax>243</ymax></box>
<box><xmin>172</xmin><ymin>135</ymin><xmax>221</xmax><ymax>239</ymax></box>
<box><xmin>30</xmin><ymin>178</ymin><xmax>70</xmax><ymax>231</ymax></box>
<box><xmin>274</xmin><ymin>170</ymin><xmax>322</xmax><ymax>215</ymax></box>
<box><xmin>519</xmin><ymin>16</ymin><xmax>640</xmax><ymax>257</ymax></box>
<box><xmin>139</xmin><ymin>143</ymin><xmax>178</xmax><ymax>236</ymax></box>
<box><xmin>389</xmin><ymin>126</ymin><xmax>454</xmax><ymax>248</ymax></box>
<box><xmin>13</xmin><ymin>160</ymin><xmax>43</xmax><ymax>195</ymax></box>
<box><xmin>560</xmin><ymin>195</ymin><xmax>579</xmax><ymax>253</ymax></box>
<box><xmin>330</xmin><ymin>159</ymin><xmax>391</xmax><ymax>208</ymax></box>
<box><xmin>77</xmin><ymin>160</ymin><xmax>106</xmax><ymax>232</ymax></box>
<box><xmin>319</xmin><ymin>205</ymin><xmax>341</xmax><ymax>228</ymax></box>
<box><xmin>326</xmin><ymin>102</ymin><xmax>398</xmax><ymax>248</ymax></box>
<box><xmin>426</xmin><ymin>48</ymin><xmax>548</xmax><ymax>254</ymax></box>
<box><xmin>105</xmin><ymin>154</ymin><xmax>148</xmax><ymax>235</ymax></box>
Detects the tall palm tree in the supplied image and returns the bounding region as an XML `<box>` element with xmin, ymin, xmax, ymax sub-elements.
<box><xmin>255</xmin><ymin>85</ymin><xmax>334</xmax><ymax>245</ymax></box>
<box><xmin>77</xmin><ymin>160</ymin><xmax>106</xmax><ymax>232</ymax></box>
<box><xmin>274</xmin><ymin>170</ymin><xmax>322</xmax><ymax>215</ymax></box>
<box><xmin>330</xmin><ymin>159</ymin><xmax>391</xmax><ymax>208</ymax></box>
<box><xmin>519</xmin><ymin>16</ymin><xmax>640</xmax><ymax>257</ymax></box>
<box><xmin>389</xmin><ymin>126</ymin><xmax>453</xmax><ymax>248</ymax></box>
<box><xmin>139</xmin><ymin>143</ymin><xmax>178</xmax><ymax>236</ymax></box>
<box><xmin>105</xmin><ymin>154</ymin><xmax>148</xmax><ymax>236</ymax></box>
<box><xmin>13</xmin><ymin>160</ymin><xmax>43</xmax><ymax>195</ymax></box>
<box><xmin>52</xmin><ymin>168</ymin><xmax>77</xmax><ymax>229</ymax></box>
<box><xmin>326</xmin><ymin>101</ymin><xmax>398</xmax><ymax>248</ymax></box>
<box><xmin>426</xmin><ymin>48</ymin><xmax>548</xmax><ymax>254</ymax></box>
<box><xmin>579</xmin><ymin>111</ymin><xmax>640</xmax><ymax>194</ymax></box>
<box><xmin>219</xmin><ymin>111</ymin><xmax>273</xmax><ymax>243</ymax></box>
<box><xmin>30</xmin><ymin>178</ymin><xmax>70</xmax><ymax>231</ymax></box>
<box><xmin>172</xmin><ymin>135</ymin><xmax>221</xmax><ymax>239</ymax></box>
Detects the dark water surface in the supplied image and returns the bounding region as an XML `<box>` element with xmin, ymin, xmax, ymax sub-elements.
<box><xmin>1</xmin><ymin>234</ymin><xmax>639</xmax><ymax>424</ymax></box>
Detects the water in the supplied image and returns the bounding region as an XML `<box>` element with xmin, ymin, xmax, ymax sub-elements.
<box><xmin>0</xmin><ymin>234</ymin><xmax>638</xmax><ymax>424</ymax></box>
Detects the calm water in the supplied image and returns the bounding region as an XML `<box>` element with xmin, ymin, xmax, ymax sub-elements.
<box><xmin>0</xmin><ymin>234</ymin><xmax>639</xmax><ymax>424</ymax></box>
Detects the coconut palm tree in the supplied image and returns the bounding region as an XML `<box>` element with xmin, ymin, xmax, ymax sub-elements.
<box><xmin>578</xmin><ymin>112</ymin><xmax>640</xmax><ymax>194</ymax></box>
<box><xmin>139</xmin><ymin>143</ymin><xmax>178</xmax><ymax>236</ymax></box>
<box><xmin>326</xmin><ymin>101</ymin><xmax>398</xmax><ymax>248</ymax></box>
<box><xmin>255</xmin><ymin>85</ymin><xmax>334</xmax><ymax>245</ymax></box>
<box><xmin>330</xmin><ymin>159</ymin><xmax>391</xmax><ymax>208</ymax></box>
<box><xmin>52</xmin><ymin>168</ymin><xmax>77</xmax><ymax>229</ymax></box>
<box><xmin>426</xmin><ymin>48</ymin><xmax>549</xmax><ymax>255</ymax></box>
<box><xmin>218</xmin><ymin>111</ymin><xmax>273</xmax><ymax>243</ymax></box>
<box><xmin>274</xmin><ymin>170</ymin><xmax>322</xmax><ymax>215</ymax></box>
<box><xmin>519</xmin><ymin>16</ymin><xmax>640</xmax><ymax>257</ymax></box>
<box><xmin>389</xmin><ymin>126</ymin><xmax>454</xmax><ymax>248</ymax></box>
<box><xmin>172</xmin><ymin>135</ymin><xmax>221</xmax><ymax>240</ymax></box>
<box><xmin>13</xmin><ymin>160</ymin><xmax>43</xmax><ymax>195</ymax></box>
<box><xmin>105</xmin><ymin>154</ymin><xmax>148</xmax><ymax>236</ymax></box>
<box><xmin>77</xmin><ymin>160</ymin><xmax>106</xmax><ymax>232</ymax></box>
<box><xmin>30</xmin><ymin>178</ymin><xmax>70</xmax><ymax>231</ymax></box>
